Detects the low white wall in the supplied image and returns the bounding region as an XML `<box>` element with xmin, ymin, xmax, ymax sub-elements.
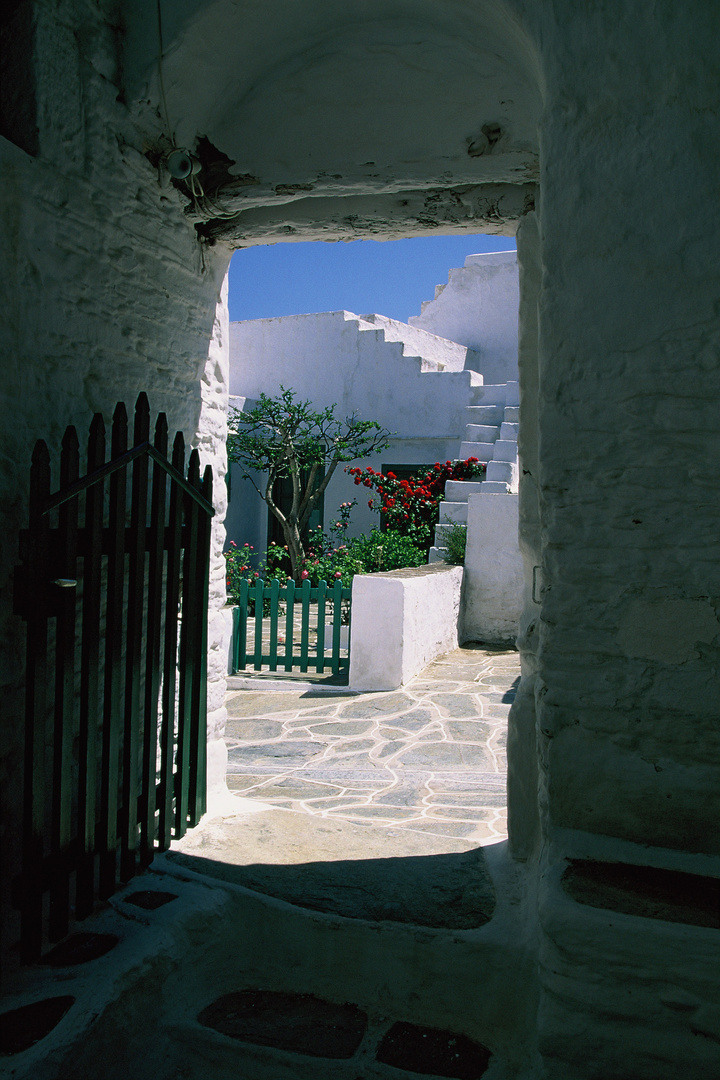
<box><xmin>462</xmin><ymin>493</ymin><xmax>523</xmax><ymax>645</ymax></box>
<box><xmin>349</xmin><ymin>563</ymin><xmax>463</xmax><ymax>690</ymax></box>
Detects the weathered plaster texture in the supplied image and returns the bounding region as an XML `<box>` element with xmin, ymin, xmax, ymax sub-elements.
<box><xmin>349</xmin><ymin>564</ymin><xmax>463</xmax><ymax>690</ymax></box>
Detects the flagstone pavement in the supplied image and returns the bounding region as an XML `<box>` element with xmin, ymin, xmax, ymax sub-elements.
<box><xmin>224</xmin><ymin>644</ymin><xmax>520</xmax><ymax>849</ymax></box>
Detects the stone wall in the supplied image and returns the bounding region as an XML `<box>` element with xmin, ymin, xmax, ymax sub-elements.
<box><xmin>0</xmin><ymin>2</ymin><xmax>232</xmax><ymax>949</ymax></box>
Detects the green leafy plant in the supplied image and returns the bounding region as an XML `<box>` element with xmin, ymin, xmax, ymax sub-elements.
<box><xmin>224</xmin><ymin>541</ymin><xmax>288</xmax><ymax>613</ymax></box>
<box><xmin>348</xmin><ymin>529</ymin><xmax>426</xmax><ymax>573</ymax></box>
<box><xmin>227</xmin><ymin>387</ymin><xmax>391</xmax><ymax>582</ymax></box>
<box><xmin>443</xmin><ymin>522</ymin><xmax>467</xmax><ymax>565</ymax></box>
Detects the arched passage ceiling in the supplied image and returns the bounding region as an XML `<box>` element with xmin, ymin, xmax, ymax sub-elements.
<box><xmin>123</xmin><ymin>0</ymin><xmax>541</xmax><ymax>244</ymax></box>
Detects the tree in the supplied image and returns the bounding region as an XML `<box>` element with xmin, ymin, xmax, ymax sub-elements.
<box><xmin>227</xmin><ymin>387</ymin><xmax>391</xmax><ymax>581</ymax></box>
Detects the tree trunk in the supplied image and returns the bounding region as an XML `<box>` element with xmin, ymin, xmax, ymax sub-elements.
<box><xmin>282</xmin><ymin>519</ymin><xmax>306</xmax><ymax>583</ymax></box>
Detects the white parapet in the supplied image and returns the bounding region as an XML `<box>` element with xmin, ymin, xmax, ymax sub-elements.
<box><xmin>349</xmin><ymin>563</ymin><xmax>463</xmax><ymax>690</ymax></box>
<box><xmin>461</xmin><ymin>493</ymin><xmax>523</xmax><ymax>645</ymax></box>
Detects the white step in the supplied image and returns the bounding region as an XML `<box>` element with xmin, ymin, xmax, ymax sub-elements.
<box><xmin>444</xmin><ymin>480</ymin><xmax>486</xmax><ymax>500</ymax></box>
<box><xmin>438</xmin><ymin>500</ymin><xmax>467</xmax><ymax>524</ymax></box>
<box><xmin>499</xmin><ymin>422</ymin><xmax>519</xmax><ymax>441</ymax></box>
<box><xmin>503</xmin><ymin>406</ymin><xmax>519</xmax><ymax>423</ymax></box>
<box><xmin>428</xmin><ymin>546</ymin><xmax>448</xmax><ymax>563</ymax></box>
<box><xmin>486</xmin><ymin>460</ymin><xmax>517</xmax><ymax>484</ymax></box>
<box><xmin>471</xmin><ymin>381</ymin><xmax>520</xmax><ymax>407</ymax></box>
<box><xmin>459</xmin><ymin>441</ymin><xmax>494</xmax><ymax>460</ymax></box>
<box><xmin>465</xmin><ymin>424</ymin><xmax>499</xmax><ymax>443</ymax></box>
<box><xmin>479</xmin><ymin>480</ymin><xmax>512</xmax><ymax>493</ymax></box>
<box><xmin>434</xmin><ymin>522</ymin><xmax>463</xmax><ymax>545</ymax></box>
<box><xmin>354</xmin><ymin>313</ymin><xmax>472</xmax><ymax>372</ymax></box>
<box><xmin>472</xmin><ymin>383</ymin><xmax>508</xmax><ymax>405</ymax></box>
<box><xmin>492</xmin><ymin>439</ymin><xmax>518</xmax><ymax>463</ymax></box>
<box><xmin>465</xmin><ymin>404</ymin><xmax>503</xmax><ymax>425</ymax></box>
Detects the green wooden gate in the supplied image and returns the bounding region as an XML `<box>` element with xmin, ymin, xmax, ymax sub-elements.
<box><xmin>231</xmin><ymin>578</ymin><xmax>350</xmax><ymax>678</ymax></box>
<box><xmin>13</xmin><ymin>394</ymin><xmax>213</xmax><ymax>962</ymax></box>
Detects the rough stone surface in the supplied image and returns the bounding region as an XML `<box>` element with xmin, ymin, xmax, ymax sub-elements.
<box><xmin>216</xmin><ymin>645</ymin><xmax>516</xmax><ymax>855</ymax></box>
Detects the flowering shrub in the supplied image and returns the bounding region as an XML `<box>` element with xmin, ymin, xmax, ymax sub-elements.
<box><xmin>346</xmin><ymin>458</ymin><xmax>486</xmax><ymax>550</ymax></box>
<box><xmin>295</xmin><ymin>501</ymin><xmax>365</xmax><ymax>587</ymax></box>
<box><xmin>224</xmin><ymin>541</ymin><xmax>288</xmax><ymax>612</ymax></box>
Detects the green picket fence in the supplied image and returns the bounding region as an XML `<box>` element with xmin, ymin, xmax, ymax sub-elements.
<box><xmin>231</xmin><ymin>577</ymin><xmax>351</xmax><ymax>678</ymax></box>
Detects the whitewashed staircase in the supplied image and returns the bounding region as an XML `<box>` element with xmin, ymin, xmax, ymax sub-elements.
<box><xmin>353</xmin><ymin>312</ymin><xmax>482</xmax><ymax>373</ymax></box>
<box><xmin>429</xmin><ymin>381</ymin><xmax>519</xmax><ymax>562</ymax></box>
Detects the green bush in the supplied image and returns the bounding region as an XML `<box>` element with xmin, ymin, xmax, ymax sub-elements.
<box><xmin>348</xmin><ymin>529</ymin><xmax>426</xmax><ymax>573</ymax></box>
<box><xmin>224</xmin><ymin>541</ymin><xmax>288</xmax><ymax>613</ymax></box>
<box><xmin>443</xmin><ymin>522</ymin><xmax>467</xmax><ymax>565</ymax></box>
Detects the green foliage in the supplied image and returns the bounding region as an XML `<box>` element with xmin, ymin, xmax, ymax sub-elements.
<box><xmin>443</xmin><ymin>522</ymin><xmax>467</xmax><ymax>565</ymax></box>
<box><xmin>298</xmin><ymin>526</ymin><xmax>425</xmax><ymax>588</ymax></box>
<box><xmin>224</xmin><ymin>541</ymin><xmax>287</xmax><ymax>613</ymax></box>
<box><xmin>348</xmin><ymin>529</ymin><xmax>426</xmax><ymax>573</ymax></box>
<box><xmin>227</xmin><ymin>387</ymin><xmax>391</xmax><ymax>581</ymax></box>
<box><xmin>228</xmin><ymin>387</ymin><xmax>390</xmax><ymax>475</ymax></box>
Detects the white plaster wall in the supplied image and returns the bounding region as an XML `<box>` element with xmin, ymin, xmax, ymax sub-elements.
<box><xmin>410</xmin><ymin>251</ymin><xmax>519</xmax><ymax>384</ymax></box>
<box><xmin>227</xmin><ymin>311</ymin><xmax>479</xmax><ymax>541</ymax></box>
<box><xmin>229</xmin><ymin>311</ymin><xmax>478</xmax><ymax>437</ymax></box>
<box><xmin>0</xmin><ymin>3</ymin><xmax>233</xmax><ymax>948</ymax></box>
<box><xmin>462</xmin><ymin>494</ymin><xmax>523</xmax><ymax>645</ymax></box>
<box><xmin>349</xmin><ymin>564</ymin><xmax>463</xmax><ymax>690</ymax></box>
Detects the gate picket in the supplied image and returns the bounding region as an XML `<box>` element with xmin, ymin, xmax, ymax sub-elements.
<box><xmin>139</xmin><ymin>412</ymin><xmax>167</xmax><ymax>867</ymax></box>
<box><xmin>20</xmin><ymin>441</ymin><xmax>51</xmax><ymax>963</ymax></box>
<box><xmin>315</xmin><ymin>579</ymin><xmax>327</xmax><ymax>673</ymax></box>
<box><xmin>160</xmin><ymin>432</ymin><xmax>185</xmax><ymax>849</ymax></box>
<box><xmin>284</xmin><ymin>580</ymin><xmax>295</xmax><ymax>671</ymax></box>
<box><xmin>331</xmin><ymin>579</ymin><xmax>344</xmax><ymax>676</ymax></box>
<box><xmin>49</xmin><ymin>426</ymin><xmax>80</xmax><ymax>941</ymax></box>
<box><xmin>299</xmin><ymin>578</ymin><xmax>311</xmax><ymax>672</ymax></box>
<box><xmin>190</xmin><ymin>464</ymin><xmax>212</xmax><ymax>826</ymax></box>
<box><xmin>99</xmin><ymin>402</ymin><xmax>127</xmax><ymax>900</ymax></box>
<box><xmin>120</xmin><ymin>395</ymin><xmax>150</xmax><ymax>881</ymax></box>
<box><xmin>76</xmin><ymin>414</ymin><xmax>104</xmax><ymax>918</ymax></box>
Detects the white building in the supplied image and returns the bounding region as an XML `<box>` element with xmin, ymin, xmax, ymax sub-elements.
<box><xmin>226</xmin><ymin>251</ymin><xmax>520</xmax><ymax>557</ymax></box>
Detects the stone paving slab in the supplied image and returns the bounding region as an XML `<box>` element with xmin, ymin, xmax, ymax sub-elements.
<box><xmin>223</xmin><ymin>644</ymin><xmax>520</xmax><ymax>849</ymax></box>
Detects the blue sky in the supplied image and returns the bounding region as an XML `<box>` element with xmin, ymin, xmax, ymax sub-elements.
<box><xmin>228</xmin><ymin>233</ymin><xmax>516</xmax><ymax>324</ymax></box>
